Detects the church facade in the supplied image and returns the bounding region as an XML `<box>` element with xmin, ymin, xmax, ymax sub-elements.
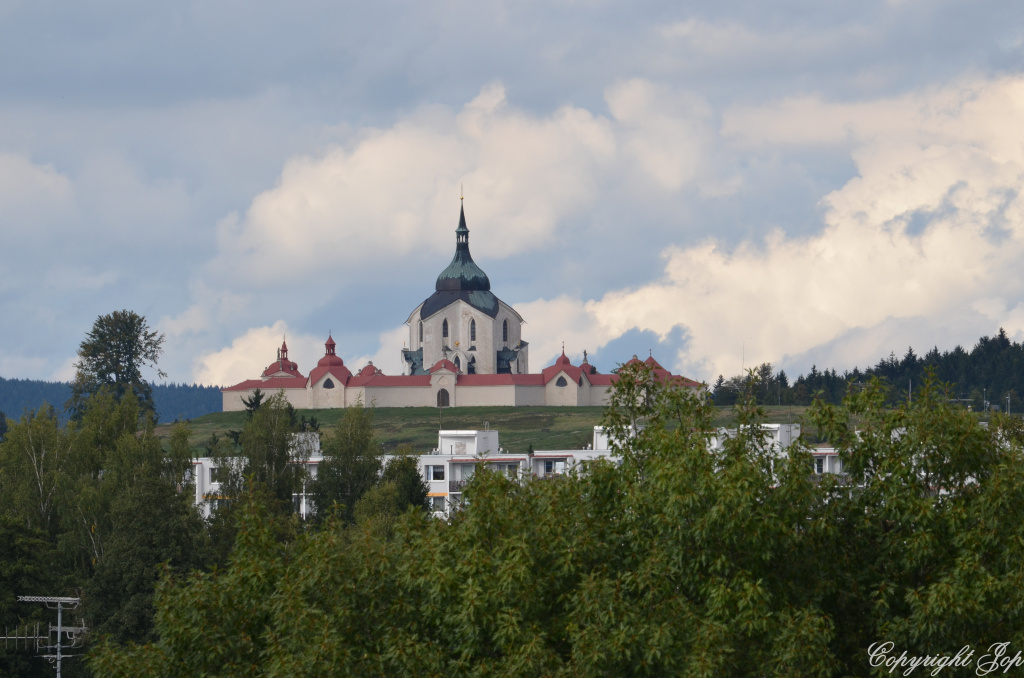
<box><xmin>221</xmin><ymin>204</ymin><xmax>699</xmax><ymax>411</ymax></box>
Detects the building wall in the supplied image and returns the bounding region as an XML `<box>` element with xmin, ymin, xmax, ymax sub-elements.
<box><xmin>308</xmin><ymin>375</ymin><xmax>347</xmax><ymax>409</ymax></box>
<box><xmin>513</xmin><ymin>385</ymin><xmax>547</xmax><ymax>406</ymax></box>
<box><xmin>224</xmin><ymin>374</ymin><xmax>618</xmax><ymax>411</ymax></box>
<box><xmin>362</xmin><ymin>385</ymin><xmax>432</xmax><ymax>407</ymax></box>
<box><xmin>408</xmin><ymin>298</ymin><xmax>526</xmax><ymax>375</ymax></box>
<box><xmin>544</xmin><ymin>372</ymin><xmax>581</xmax><ymax>406</ymax></box>
<box><xmin>454</xmin><ymin>384</ymin><xmax>517</xmax><ymax>406</ymax></box>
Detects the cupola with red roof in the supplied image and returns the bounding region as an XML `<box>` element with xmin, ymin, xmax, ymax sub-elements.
<box><xmin>317</xmin><ymin>334</ymin><xmax>344</xmax><ymax>368</ymax></box>
<box><xmin>261</xmin><ymin>338</ymin><xmax>304</xmax><ymax>379</ymax></box>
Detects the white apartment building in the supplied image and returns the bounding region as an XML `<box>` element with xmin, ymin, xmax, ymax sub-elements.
<box><xmin>191</xmin><ymin>423</ymin><xmax>845</xmax><ymax>520</ymax></box>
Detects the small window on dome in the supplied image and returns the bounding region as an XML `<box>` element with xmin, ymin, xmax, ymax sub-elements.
<box><xmin>502</xmin><ymin>319</ymin><xmax>508</xmax><ymax>343</ymax></box>
<box><xmin>556</xmin><ymin>376</ymin><xmax>568</xmax><ymax>387</ymax></box>
<box><xmin>323</xmin><ymin>378</ymin><xmax>335</xmax><ymax>389</ymax></box>
<box><xmin>419</xmin><ymin>321</ymin><xmax>423</xmax><ymax>343</ymax></box>
<box><xmin>470</xmin><ymin>319</ymin><xmax>476</xmax><ymax>342</ymax></box>
<box><xmin>443</xmin><ymin>319</ymin><xmax>449</xmax><ymax>338</ymax></box>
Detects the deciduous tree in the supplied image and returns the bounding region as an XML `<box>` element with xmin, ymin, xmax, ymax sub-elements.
<box><xmin>69</xmin><ymin>309</ymin><xmax>166</xmax><ymax>419</ymax></box>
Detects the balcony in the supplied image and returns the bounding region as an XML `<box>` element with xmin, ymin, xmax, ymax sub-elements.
<box><xmin>449</xmin><ymin>479</ymin><xmax>472</xmax><ymax>493</ymax></box>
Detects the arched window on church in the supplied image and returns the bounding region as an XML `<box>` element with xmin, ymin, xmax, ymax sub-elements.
<box><xmin>419</xmin><ymin>321</ymin><xmax>423</xmax><ymax>343</ymax></box>
<box><xmin>454</xmin><ymin>356</ymin><xmax>461</xmax><ymax>372</ymax></box>
<box><xmin>323</xmin><ymin>378</ymin><xmax>335</xmax><ymax>389</ymax></box>
<box><xmin>502</xmin><ymin>319</ymin><xmax>508</xmax><ymax>343</ymax></box>
<box><xmin>437</xmin><ymin>388</ymin><xmax>450</xmax><ymax>407</ymax></box>
<box><xmin>470</xmin><ymin>319</ymin><xmax>476</xmax><ymax>342</ymax></box>
<box><xmin>556</xmin><ymin>376</ymin><xmax>568</xmax><ymax>387</ymax></box>
<box><xmin>443</xmin><ymin>319</ymin><xmax>449</xmax><ymax>339</ymax></box>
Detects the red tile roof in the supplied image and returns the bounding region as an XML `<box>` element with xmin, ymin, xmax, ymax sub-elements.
<box><xmin>429</xmin><ymin>359</ymin><xmax>459</xmax><ymax>374</ymax></box>
<box><xmin>456</xmin><ymin>373</ymin><xmax>546</xmax><ymax>386</ymax></box>
<box><xmin>222</xmin><ymin>376</ymin><xmax>309</xmax><ymax>392</ymax></box>
<box><xmin>308</xmin><ymin>364</ymin><xmax>353</xmax><ymax>386</ymax></box>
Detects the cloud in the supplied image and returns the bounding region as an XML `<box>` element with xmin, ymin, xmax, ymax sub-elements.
<box><xmin>347</xmin><ymin>325</ymin><xmax>409</xmax><ymax>376</ymax></box>
<box><xmin>511</xmin><ymin>76</ymin><xmax>1024</xmax><ymax>381</ymax></box>
<box><xmin>0</xmin><ymin>153</ymin><xmax>74</xmax><ymax>233</ymax></box>
<box><xmin>191</xmin><ymin>321</ymin><xmax>411</xmax><ymax>386</ymax></box>
<box><xmin>193</xmin><ymin>321</ymin><xmax>323</xmax><ymax>387</ymax></box>
<box><xmin>211</xmin><ymin>83</ymin><xmax>619</xmax><ymax>286</ymax></box>
<box><xmin>208</xmin><ymin>80</ymin><xmax>719</xmax><ymax>288</ymax></box>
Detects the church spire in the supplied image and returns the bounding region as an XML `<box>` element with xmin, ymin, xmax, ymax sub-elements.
<box><xmin>435</xmin><ymin>202</ymin><xmax>490</xmax><ymax>292</ymax></box>
<box><xmin>456</xmin><ymin>201</ymin><xmax>469</xmax><ymax>248</ymax></box>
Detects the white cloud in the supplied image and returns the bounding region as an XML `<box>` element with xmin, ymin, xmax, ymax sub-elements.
<box><xmin>347</xmin><ymin>325</ymin><xmax>409</xmax><ymax>376</ymax></box>
<box><xmin>508</xmin><ymin>76</ymin><xmax>1024</xmax><ymax>381</ymax></box>
<box><xmin>208</xmin><ymin>81</ymin><xmax>718</xmax><ymax>288</ymax></box>
<box><xmin>0</xmin><ymin>153</ymin><xmax>74</xmax><ymax>229</ymax></box>
<box><xmin>211</xmin><ymin>83</ymin><xmax>620</xmax><ymax>286</ymax></box>
<box><xmin>606</xmin><ymin>79</ymin><xmax>713</xmax><ymax>192</ymax></box>
<box><xmin>192</xmin><ymin>321</ymin><xmax>324</xmax><ymax>386</ymax></box>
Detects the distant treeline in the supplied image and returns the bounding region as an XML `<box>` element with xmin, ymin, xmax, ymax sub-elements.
<box><xmin>713</xmin><ymin>328</ymin><xmax>1024</xmax><ymax>411</ymax></box>
<box><xmin>0</xmin><ymin>377</ymin><xmax>222</xmax><ymax>422</ymax></box>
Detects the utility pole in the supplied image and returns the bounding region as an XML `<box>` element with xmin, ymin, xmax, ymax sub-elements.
<box><xmin>13</xmin><ymin>596</ymin><xmax>85</xmax><ymax>677</ymax></box>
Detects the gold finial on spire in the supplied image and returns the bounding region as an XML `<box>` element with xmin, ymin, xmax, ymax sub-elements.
<box><xmin>460</xmin><ymin>183</ymin><xmax>464</xmax><ymax>202</ymax></box>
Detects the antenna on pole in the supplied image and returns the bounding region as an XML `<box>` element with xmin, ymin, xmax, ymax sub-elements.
<box><xmin>7</xmin><ymin>596</ymin><xmax>87</xmax><ymax>677</ymax></box>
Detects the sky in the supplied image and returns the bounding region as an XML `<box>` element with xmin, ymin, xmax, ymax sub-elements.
<box><xmin>2</xmin><ymin>0</ymin><xmax>1024</xmax><ymax>387</ymax></box>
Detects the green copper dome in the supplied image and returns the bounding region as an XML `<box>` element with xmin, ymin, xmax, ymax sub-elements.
<box><xmin>435</xmin><ymin>204</ymin><xmax>491</xmax><ymax>292</ymax></box>
<box><xmin>420</xmin><ymin>204</ymin><xmax>499</xmax><ymax>319</ymax></box>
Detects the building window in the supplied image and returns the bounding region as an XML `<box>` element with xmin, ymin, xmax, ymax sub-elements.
<box><xmin>544</xmin><ymin>459</ymin><xmax>566</xmax><ymax>475</ymax></box>
<box><xmin>419</xmin><ymin>321</ymin><xmax>423</xmax><ymax>343</ymax></box>
<box><xmin>454</xmin><ymin>356</ymin><xmax>461</xmax><ymax>372</ymax></box>
<box><xmin>210</xmin><ymin>466</ymin><xmax>225</xmax><ymax>484</ymax></box>
<box><xmin>323</xmin><ymin>378</ymin><xmax>335</xmax><ymax>389</ymax></box>
<box><xmin>443</xmin><ymin>319</ymin><xmax>449</xmax><ymax>338</ymax></box>
<box><xmin>437</xmin><ymin>388</ymin><xmax>450</xmax><ymax>407</ymax></box>
<box><xmin>502</xmin><ymin>319</ymin><xmax>508</xmax><ymax>343</ymax></box>
<box><xmin>556</xmin><ymin>376</ymin><xmax>568</xmax><ymax>387</ymax></box>
<box><xmin>814</xmin><ymin>457</ymin><xmax>824</xmax><ymax>474</ymax></box>
<box><xmin>431</xmin><ymin>496</ymin><xmax>446</xmax><ymax>511</ymax></box>
<box><xmin>470</xmin><ymin>319</ymin><xmax>476</xmax><ymax>341</ymax></box>
<box><xmin>429</xmin><ymin>465</ymin><xmax>445</xmax><ymax>481</ymax></box>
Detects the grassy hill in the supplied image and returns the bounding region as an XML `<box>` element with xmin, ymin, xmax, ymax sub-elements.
<box><xmin>156</xmin><ymin>404</ymin><xmax>811</xmax><ymax>455</ymax></box>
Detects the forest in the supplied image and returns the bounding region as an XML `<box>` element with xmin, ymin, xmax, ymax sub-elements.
<box><xmin>4</xmin><ymin>310</ymin><xmax>1024</xmax><ymax>675</ymax></box>
<box><xmin>0</xmin><ymin>360</ymin><xmax>1022</xmax><ymax>676</ymax></box>
<box><xmin>712</xmin><ymin>328</ymin><xmax>1024</xmax><ymax>409</ymax></box>
<box><xmin>0</xmin><ymin>377</ymin><xmax>223</xmax><ymax>423</ymax></box>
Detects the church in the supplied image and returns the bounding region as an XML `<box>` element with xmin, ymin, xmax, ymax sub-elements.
<box><xmin>221</xmin><ymin>203</ymin><xmax>699</xmax><ymax>411</ymax></box>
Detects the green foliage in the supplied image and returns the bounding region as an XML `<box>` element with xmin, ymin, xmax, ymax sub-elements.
<box><xmin>0</xmin><ymin>389</ymin><xmax>210</xmax><ymax>672</ymax></box>
<box><xmin>68</xmin><ymin>309</ymin><xmax>166</xmax><ymax>419</ymax></box>
<box><xmin>85</xmin><ymin>364</ymin><xmax>1024</xmax><ymax>676</ymax></box>
<box><xmin>241</xmin><ymin>387</ymin><xmax>265</xmax><ymax>419</ymax></box>
<box><xmin>806</xmin><ymin>374</ymin><xmax>1024</xmax><ymax>663</ymax></box>
<box><xmin>714</xmin><ymin>328</ymin><xmax>1024</xmax><ymax>409</ymax></box>
<box><xmin>309</xmin><ymin>404</ymin><xmax>382</xmax><ymax>524</ymax></box>
<box><xmin>0</xmin><ymin>377</ymin><xmax>222</xmax><ymax>423</ymax></box>
<box><xmin>380</xmin><ymin>451</ymin><xmax>430</xmax><ymax>513</ymax></box>
<box><xmin>0</xmin><ymin>516</ymin><xmax>63</xmax><ymax>677</ymax></box>
<box><xmin>0</xmin><ymin>403</ymin><xmax>75</xmax><ymax>536</ymax></box>
<box><xmin>218</xmin><ymin>391</ymin><xmax>308</xmax><ymax>505</ymax></box>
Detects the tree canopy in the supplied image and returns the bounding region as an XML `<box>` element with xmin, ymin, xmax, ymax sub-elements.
<box><xmin>88</xmin><ymin>364</ymin><xmax>1024</xmax><ymax>676</ymax></box>
<box><xmin>69</xmin><ymin>310</ymin><xmax>166</xmax><ymax>419</ymax></box>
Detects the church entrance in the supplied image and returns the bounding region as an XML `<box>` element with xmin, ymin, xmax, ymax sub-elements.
<box><xmin>437</xmin><ymin>389</ymin><xmax>450</xmax><ymax>407</ymax></box>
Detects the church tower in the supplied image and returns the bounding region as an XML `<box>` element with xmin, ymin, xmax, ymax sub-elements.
<box><xmin>402</xmin><ymin>203</ymin><xmax>528</xmax><ymax>375</ymax></box>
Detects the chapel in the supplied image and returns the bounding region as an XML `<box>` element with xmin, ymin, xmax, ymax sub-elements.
<box><xmin>221</xmin><ymin>203</ymin><xmax>699</xmax><ymax>410</ymax></box>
